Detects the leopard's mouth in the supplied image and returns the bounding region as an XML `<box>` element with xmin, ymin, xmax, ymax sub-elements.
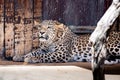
<box><xmin>39</xmin><ymin>36</ymin><xmax>45</xmax><ymax>38</ymax></box>
<box><xmin>39</xmin><ymin>35</ymin><xmax>49</xmax><ymax>41</ymax></box>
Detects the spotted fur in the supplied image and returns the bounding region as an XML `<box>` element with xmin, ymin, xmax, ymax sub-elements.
<box><xmin>24</xmin><ymin>20</ymin><xmax>120</xmax><ymax>64</ymax></box>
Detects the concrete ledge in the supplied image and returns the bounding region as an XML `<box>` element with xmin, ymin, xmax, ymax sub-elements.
<box><xmin>0</xmin><ymin>66</ymin><xmax>92</xmax><ymax>80</ymax></box>
<box><xmin>0</xmin><ymin>60</ymin><xmax>120</xmax><ymax>74</ymax></box>
<box><xmin>0</xmin><ymin>65</ymin><xmax>120</xmax><ymax>80</ymax></box>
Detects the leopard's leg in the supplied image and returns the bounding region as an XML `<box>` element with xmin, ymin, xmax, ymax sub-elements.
<box><xmin>24</xmin><ymin>49</ymin><xmax>43</xmax><ymax>63</ymax></box>
<box><xmin>13</xmin><ymin>55</ymin><xmax>24</xmax><ymax>62</ymax></box>
<box><xmin>24</xmin><ymin>49</ymin><xmax>72</xmax><ymax>63</ymax></box>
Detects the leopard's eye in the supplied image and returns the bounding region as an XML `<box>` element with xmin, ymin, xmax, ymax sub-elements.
<box><xmin>48</xmin><ymin>26</ymin><xmax>51</xmax><ymax>29</ymax></box>
<box><xmin>39</xmin><ymin>25</ymin><xmax>41</xmax><ymax>27</ymax></box>
<box><xmin>37</xmin><ymin>25</ymin><xmax>42</xmax><ymax>30</ymax></box>
<box><xmin>38</xmin><ymin>25</ymin><xmax>41</xmax><ymax>28</ymax></box>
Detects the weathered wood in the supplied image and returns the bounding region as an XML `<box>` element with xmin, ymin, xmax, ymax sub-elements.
<box><xmin>0</xmin><ymin>0</ymin><xmax>4</xmax><ymax>59</ymax></box>
<box><xmin>14</xmin><ymin>0</ymin><xmax>26</xmax><ymax>61</ymax></box>
<box><xmin>4</xmin><ymin>0</ymin><xmax>15</xmax><ymax>59</ymax></box>
<box><xmin>89</xmin><ymin>0</ymin><xmax>120</xmax><ymax>80</ymax></box>
<box><xmin>42</xmin><ymin>0</ymin><xmax>104</xmax><ymax>26</ymax></box>
<box><xmin>32</xmin><ymin>0</ymin><xmax>42</xmax><ymax>50</ymax></box>
<box><xmin>0</xmin><ymin>0</ymin><xmax>42</xmax><ymax>61</ymax></box>
<box><xmin>23</xmin><ymin>0</ymin><xmax>33</xmax><ymax>55</ymax></box>
<box><xmin>90</xmin><ymin>0</ymin><xmax>120</xmax><ymax>44</ymax></box>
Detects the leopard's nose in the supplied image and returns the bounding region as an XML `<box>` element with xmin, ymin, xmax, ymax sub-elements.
<box><xmin>40</xmin><ymin>32</ymin><xmax>45</xmax><ymax>35</ymax></box>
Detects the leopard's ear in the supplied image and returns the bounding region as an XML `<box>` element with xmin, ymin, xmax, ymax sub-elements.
<box><xmin>57</xmin><ymin>24</ymin><xmax>64</xmax><ymax>29</ymax></box>
<box><xmin>36</xmin><ymin>24</ymin><xmax>41</xmax><ymax>30</ymax></box>
<box><xmin>34</xmin><ymin>21</ymin><xmax>39</xmax><ymax>25</ymax></box>
<box><xmin>33</xmin><ymin>24</ymin><xmax>41</xmax><ymax>32</ymax></box>
<box><xmin>33</xmin><ymin>21</ymin><xmax>42</xmax><ymax>30</ymax></box>
<box><xmin>56</xmin><ymin>24</ymin><xmax>66</xmax><ymax>31</ymax></box>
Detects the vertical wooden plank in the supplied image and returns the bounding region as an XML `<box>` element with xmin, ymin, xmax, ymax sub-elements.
<box><xmin>13</xmin><ymin>0</ymin><xmax>42</xmax><ymax>61</ymax></box>
<box><xmin>4</xmin><ymin>0</ymin><xmax>15</xmax><ymax>59</ymax></box>
<box><xmin>32</xmin><ymin>0</ymin><xmax>42</xmax><ymax>50</ymax></box>
<box><xmin>24</xmin><ymin>0</ymin><xmax>33</xmax><ymax>54</ymax></box>
<box><xmin>0</xmin><ymin>0</ymin><xmax>4</xmax><ymax>58</ymax></box>
<box><xmin>63</xmin><ymin>0</ymin><xmax>104</xmax><ymax>26</ymax></box>
<box><xmin>14</xmin><ymin>0</ymin><xmax>25</xmax><ymax>59</ymax></box>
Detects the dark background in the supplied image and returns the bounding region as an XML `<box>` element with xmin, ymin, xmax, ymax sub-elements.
<box><xmin>42</xmin><ymin>0</ymin><xmax>112</xmax><ymax>26</ymax></box>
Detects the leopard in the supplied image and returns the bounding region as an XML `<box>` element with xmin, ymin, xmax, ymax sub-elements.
<box><xmin>24</xmin><ymin>20</ymin><xmax>120</xmax><ymax>64</ymax></box>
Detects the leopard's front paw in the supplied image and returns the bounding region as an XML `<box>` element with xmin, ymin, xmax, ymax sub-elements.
<box><xmin>24</xmin><ymin>54</ymin><xmax>40</xmax><ymax>63</ymax></box>
<box><xmin>13</xmin><ymin>55</ymin><xmax>24</xmax><ymax>62</ymax></box>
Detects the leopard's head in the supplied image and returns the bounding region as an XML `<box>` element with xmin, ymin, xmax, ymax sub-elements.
<box><xmin>36</xmin><ymin>20</ymin><xmax>67</xmax><ymax>45</ymax></box>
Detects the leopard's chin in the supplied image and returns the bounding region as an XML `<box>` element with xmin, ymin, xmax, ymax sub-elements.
<box><xmin>39</xmin><ymin>35</ymin><xmax>49</xmax><ymax>41</ymax></box>
<box><xmin>39</xmin><ymin>38</ymin><xmax>47</xmax><ymax>42</ymax></box>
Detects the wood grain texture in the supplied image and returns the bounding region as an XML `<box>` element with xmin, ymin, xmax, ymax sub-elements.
<box><xmin>0</xmin><ymin>0</ymin><xmax>4</xmax><ymax>58</ymax></box>
<box><xmin>0</xmin><ymin>0</ymin><xmax>42</xmax><ymax>59</ymax></box>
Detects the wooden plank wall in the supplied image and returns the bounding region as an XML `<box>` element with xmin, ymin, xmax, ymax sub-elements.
<box><xmin>0</xmin><ymin>0</ymin><xmax>42</xmax><ymax>59</ymax></box>
<box><xmin>5</xmin><ymin>0</ymin><xmax>15</xmax><ymax>59</ymax></box>
<box><xmin>33</xmin><ymin>0</ymin><xmax>42</xmax><ymax>50</ymax></box>
<box><xmin>0</xmin><ymin>0</ymin><xmax>4</xmax><ymax>59</ymax></box>
<box><xmin>42</xmin><ymin>0</ymin><xmax>105</xmax><ymax>26</ymax></box>
<box><xmin>14</xmin><ymin>0</ymin><xmax>25</xmax><ymax>59</ymax></box>
<box><xmin>42</xmin><ymin>0</ymin><xmax>119</xmax><ymax>33</ymax></box>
